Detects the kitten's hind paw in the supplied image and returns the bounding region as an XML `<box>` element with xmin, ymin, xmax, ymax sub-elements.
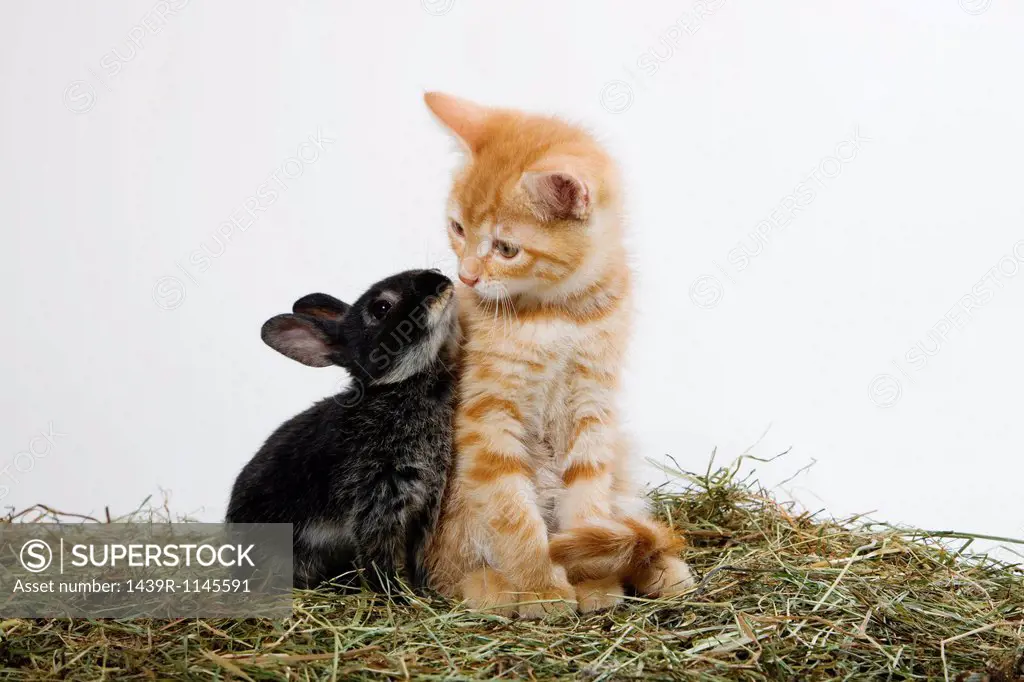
<box><xmin>632</xmin><ymin>554</ymin><xmax>696</xmax><ymax>598</ymax></box>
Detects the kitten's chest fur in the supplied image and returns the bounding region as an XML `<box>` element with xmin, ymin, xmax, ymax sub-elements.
<box><xmin>472</xmin><ymin>317</ymin><xmax>581</xmax><ymax>429</ymax></box>
<box><xmin>465</xmin><ymin>303</ymin><xmax>617</xmax><ymax>478</ymax></box>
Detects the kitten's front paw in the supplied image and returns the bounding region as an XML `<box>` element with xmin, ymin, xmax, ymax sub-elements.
<box><xmin>517</xmin><ymin>569</ymin><xmax>577</xmax><ymax>619</ymax></box>
<box><xmin>575</xmin><ymin>576</ymin><xmax>624</xmax><ymax>613</ymax></box>
<box><xmin>460</xmin><ymin>567</ymin><xmax>518</xmax><ymax>616</ymax></box>
<box><xmin>517</xmin><ymin>585</ymin><xmax>576</xmax><ymax>619</ymax></box>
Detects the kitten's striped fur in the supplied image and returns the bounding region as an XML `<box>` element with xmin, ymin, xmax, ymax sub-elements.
<box><xmin>423</xmin><ymin>93</ymin><xmax>694</xmax><ymax>616</ymax></box>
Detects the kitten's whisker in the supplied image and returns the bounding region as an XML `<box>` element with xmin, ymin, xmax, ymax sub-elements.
<box><xmin>498</xmin><ymin>284</ymin><xmax>514</xmax><ymax>337</ymax></box>
<box><xmin>505</xmin><ymin>285</ymin><xmax>519</xmax><ymax>325</ymax></box>
<box><xmin>491</xmin><ymin>291</ymin><xmax>500</xmax><ymax>334</ymax></box>
<box><xmin>503</xmin><ymin>293</ymin><xmax>511</xmax><ymax>336</ymax></box>
<box><xmin>496</xmin><ymin>287</ymin><xmax>505</xmax><ymax>334</ymax></box>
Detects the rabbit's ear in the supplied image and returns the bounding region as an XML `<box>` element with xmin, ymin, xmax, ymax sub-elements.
<box><xmin>261</xmin><ymin>314</ymin><xmax>342</xmax><ymax>368</ymax></box>
<box><xmin>292</xmin><ymin>293</ymin><xmax>350</xmax><ymax>322</ymax></box>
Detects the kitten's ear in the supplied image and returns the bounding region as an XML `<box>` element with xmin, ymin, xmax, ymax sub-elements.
<box><xmin>292</xmin><ymin>293</ymin><xmax>350</xmax><ymax>322</ymax></box>
<box><xmin>521</xmin><ymin>170</ymin><xmax>592</xmax><ymax>222</ymax></box>
<box><xmin>261</xmin><ymin>314</ymin><xmax>342</xmax><ymax>368</ymax></box>
<box><xmin>424</xmin><ymin>92</ymin><xmax>489</xmax><ymax>153</ymax></box>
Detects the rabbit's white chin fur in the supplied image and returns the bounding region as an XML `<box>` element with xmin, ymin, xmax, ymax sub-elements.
<box><xmin>376</xmin><ymin>294</ymin><xmax>456</xmax><ymax>386</ymax></box>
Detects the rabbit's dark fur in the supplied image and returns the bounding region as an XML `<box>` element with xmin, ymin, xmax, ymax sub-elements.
<box><xmin>226</xmin><ymin>269</ymin><xmax>458</xmax><ymax>590</ymax></box>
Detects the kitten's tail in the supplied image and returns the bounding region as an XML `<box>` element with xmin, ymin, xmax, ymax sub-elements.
<box><xmin>549</xmin><ymin>516</ymin><xmax>686</xmax><ymax>583</ymax></box>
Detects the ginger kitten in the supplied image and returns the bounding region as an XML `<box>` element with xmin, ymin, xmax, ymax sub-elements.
<box><xmin>423</xmin><ymin>92</ymin><xmax>694</xmax><ymax>616</ymax></box>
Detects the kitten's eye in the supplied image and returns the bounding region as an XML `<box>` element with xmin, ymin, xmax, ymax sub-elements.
<box><xmin>449</xmin><ymin>219</ymin><xmax>465</xmax><ymax>237</ymax></box>
<box><xmin>495</xmin><ymin>240</ymin><xmax>520</xmax><ymax>259</ymax></box>
<box><xmin>370</xmin><ymin>299</ymin><xmax>392</xmax><ymax>320</ymax></box>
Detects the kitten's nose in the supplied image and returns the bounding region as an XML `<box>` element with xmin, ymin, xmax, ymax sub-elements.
<box><xmin>459</xmin><ymin>257</ymin><xmax>482</xmax><ymax>286</ymax></box>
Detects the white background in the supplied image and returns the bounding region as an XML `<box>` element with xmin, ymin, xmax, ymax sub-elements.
<box><xmin>3</xmin><ymin>1</ymin><xmax>1021</xmax><ymax>556</ymax></box>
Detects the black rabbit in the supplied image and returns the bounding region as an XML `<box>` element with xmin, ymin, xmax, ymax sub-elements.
<box><xmin>226</xmin><ymin>269</ymin><xmax>459</xmax><ymax>590</ymax></box>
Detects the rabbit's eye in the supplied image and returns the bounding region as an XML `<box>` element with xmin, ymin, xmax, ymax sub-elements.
<box><xmin>370</xmin><ymin>300</ymin><xmax>392</xmax><ymax>320</ymax></box>
<box><xmin>449</xmin><ymin>219</ymin><xmax>465</xmax><ymax>237</ymax></box>
<box><xmin>495</xmin><ymin>240</ymin><xmax>520</xmax><ymax>259</ymax></box>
